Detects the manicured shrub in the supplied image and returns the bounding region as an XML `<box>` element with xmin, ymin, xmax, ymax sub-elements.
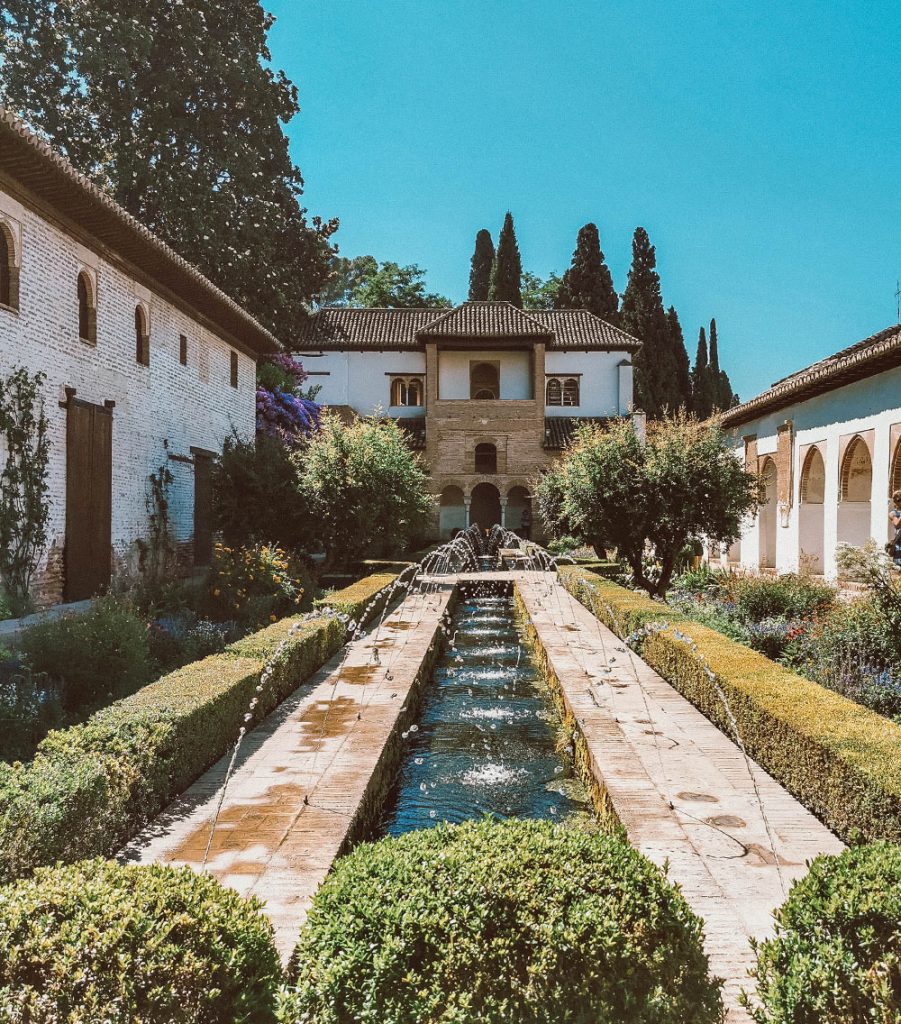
<box><xmin>279</xmin><ymin>818</ymin><xmax>723</xmax><ymax>1024</ymax></box>
<box><xmin>0</xmin><ymin>859</ymin><xmax>281</xmax><ymax>1023</ymax></box>
<box><xmin>728</xmin><ymin>573</ymin><xmax>835</xmax><ymax>622</ymax></box>
<box><xmin>18</xmin><ymin>597</ymin><xmax>152</xmax><ymax>709</ymax></box>
<box><xmin>746</xmin><ymin>842</ymin><xmax>901</xmax><ymax>1023</ymax></box>
<box><xmin>0</xmin><ymin>573</ymin><xmax>397</xmax><ymax>881</ymax></box>
<box><xmin>560</xmin><ymin>567</ymin><xmax>901</xmax><ymax>842</ymax></box>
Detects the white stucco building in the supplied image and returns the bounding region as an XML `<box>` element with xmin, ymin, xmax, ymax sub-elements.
<box><xmin>296</xmin><ymin>302</ymin><xmax>640</xmax><ymax>538</ymax></box>
<box><xmin>718</xmin><ymin>325</ymin><xmax>901</xmax><ymax>579</ymax></box>
<box><xmin>0</xmin><ymin>108</ymin><xmax>272</xmax><ymax>604</ymax></box>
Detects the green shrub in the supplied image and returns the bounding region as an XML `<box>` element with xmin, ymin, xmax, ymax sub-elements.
<box><xmin>18</xmin><ymin>597</ymin><xmax>152</xmax><ymax>709</ymax></box>
<box><xmin>210</xmin><ymin>542</ymin><xmax>306</xmax><ymax>626</ymax></box>
<box><xmin>280</xmin><ymin>818</ymin><xmax>723</xmax><ymax>1024</ymax></box>
<box><xmin>727</xmin><ymin>573</ymin><xmax>835</xmax><ymax>621</ymax></box>
<box><xmin>0</xmin><ymin>859</ymin><xmax>281</xmax><ymax>1023</ymax></box>
<box><xmin>560</xmin><ymin>567</ymin><xmax>901</xmax><ymax>843</ymax></box>
<box><xmin>0</xmin><ymin>573</ymin><xmax>397</xmax><ymax>881</ymax></box>
<box><xmin>746</xmin><ymin>842</ymin><xmax>901</xmax><ymax>1023</ymax></box>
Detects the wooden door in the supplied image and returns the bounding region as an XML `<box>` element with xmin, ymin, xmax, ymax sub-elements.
<box><xmin>65</xmin><ymin>399</ymin><xmax>112</xmax><ymax>601</ymax></box>
<box><xmin>193</xmin><ymin>452</ymin><xmax>213</xmax><ymax>566</ymax></box>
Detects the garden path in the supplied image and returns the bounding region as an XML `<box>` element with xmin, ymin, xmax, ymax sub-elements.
<box><xmin>516</xmin><ymin>574</ymin><xmax>845</xmax><ymax>1023</ymax></box>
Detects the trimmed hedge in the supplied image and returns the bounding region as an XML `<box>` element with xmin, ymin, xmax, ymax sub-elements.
<box><xmin>0</xmin><ymin>573</ymin><xmax>397</xmax><ymax>882</ymax></box>
<box><xmin>314</xmin><ymin>571</ymin><xmax>405</xmax><ymax>618</ymax></box>
<box><xmin>0</xmin><ymin>859</ymin><xmax>281</xmax><ymax>1022</ymax></box>
<box><xmin>746</xmin><ymin>842</ymin><xmax>901</xmax><ymax>1022</ymax></box>
<box><xmin>559</xmin><ymin>566</ymin><xmax>901</xmax><ymax>843</ymax></box>
<box><xmin>280</xmin><ymin>818</ymin><xmax>723</xmax><ymax>1024</ymax></box>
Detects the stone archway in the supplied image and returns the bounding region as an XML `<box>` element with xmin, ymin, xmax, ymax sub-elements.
<box><xmin>759</xmin><ymin>457</ymin><xmax>778</xmax><ymax>569</ymax></box>
<box><xmin>799</xmin><ymin>446</ymin><xmax>825</xmax><ymax>572</ymax></box>
<box><xmin>470</xmin><ymin>482</ymin><xmax>501</xmax><ymax>530</ymax></box>
<box><xmin>506</xmin><ymin>485</ymin><xmax>530</xmax><ymax>535</ymax></box>
<box><xmin>838</xmin><ymin>435</ymin><xmax>872</xmax><ymax>549</ymax></box>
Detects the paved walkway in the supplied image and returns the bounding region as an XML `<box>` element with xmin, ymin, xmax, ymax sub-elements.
<box><xmin>121</xmin><ymin>582</ymin><xmax>453</xmax><ymax>960</ymax></box>
<box><xmin>516</xmin><ymin>574</ymin><xmax>845</xmax><ymax>1022</ymax></box>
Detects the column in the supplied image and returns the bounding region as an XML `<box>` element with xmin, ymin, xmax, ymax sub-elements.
<box><xmin>463</xmin><ymin>497</ymin><xmax>471</xmax><ymax>529</ymax></box>
<box><xmin>499</xmin><ymin>497</ymin><xmax>508</xmax><ymax>528</ymax></box>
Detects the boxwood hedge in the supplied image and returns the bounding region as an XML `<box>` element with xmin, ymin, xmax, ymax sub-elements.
<box><xmin>0</xmin><ymin>859</ymin><xmax>281</xmax><ymax>1023</ymax></box>
<box><xmin>0</xmin><ymin>573</ymin><xmax>397</xmax><ymax>882</ymax></box>
<box><xmin>279</xmin><ymin>818</ymin><xmax>723</xmax><ymax>1024</ymax></box>
<box><xmin>559</xmin><ymin>566</ymin><xmax>901</xmax><ymax>843</ymax></box>
<box><xmin>746</xmin><ymin>842</ymin><xmax>901</xmax><ymax>1022</ymax></box>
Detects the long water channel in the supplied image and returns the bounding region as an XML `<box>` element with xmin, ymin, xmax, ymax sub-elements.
<box><xmin>378</xmin><ymin>584</ymin><xmax>590</xmax><ymax>836</ymax></box>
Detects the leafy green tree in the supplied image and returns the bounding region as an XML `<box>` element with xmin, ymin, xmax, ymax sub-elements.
<box><xmin>666</xmin><ymin>306</ymin><xmax>692</xmax><ymax>410</ymax></box>
<box><xmin>468</xmin><ymin>229</ymin><xmax>495</xmax><ymax>301</ymax></box>
<box><xmin>348</xmin><ymin>261</ymin><xmax>451</xmax><ymax>308</ymax></box>
<box><xmin>620</xmin><ymin>227</ymin><xmax>678</xmax><ymax>417</ymax></box>
<box><xmin>315</xmin><ymin>256</ymin><xmax>379</xmax><ymax>306</ymax></box>
<box><xmin>536</xmin><ymin>416</ymin><xmax>757</xmax><ymax>597</ymax></box>
<box><xmin>555</xmin><ymin>222</ymin><xmax>619</xmax><ymax>321</ymax></box>
<box><xmin>297</xmin><ymin>414</ymin><xmax>433</xmax><ymax>567</ymax></box>
<box><xmin>521</xmin><ymin>271</ymin><xmax>562</xmax><ymax>310</ymax></box>
<box><xmin>489</xmin><ymin>212</ymin><xmax>523</xmax><ymax>307</ymax></box>
<box><xmin>0</xmin><ymin>0</ymin><xmax>336</xmax><ymax>344</ymax></box>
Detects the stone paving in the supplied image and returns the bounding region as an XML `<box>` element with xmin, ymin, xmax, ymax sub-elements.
<box><xmin>516</xmin><ymin>574</ymin><xmax>845</xmax><ymax>1022</ymax></box>
<box><xmin>121</xmin><ymin>581</ymin><xmax>453</xmax><ymax>961</ymax></box>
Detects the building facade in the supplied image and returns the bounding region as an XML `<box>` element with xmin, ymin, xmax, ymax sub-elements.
<box><xmin>0</xmin><ymin>109</ymin><xmax>273</xmax><ymax>605</ymax></box>
<box><xmin>296</xmin><ymin>301</ymin><xmax>640</xmax><ymax>538</ymax></box>
<box><xmin>717</xmin><ymin>325</ymin><xmax>901</xmax><ymax>579</ymax></box>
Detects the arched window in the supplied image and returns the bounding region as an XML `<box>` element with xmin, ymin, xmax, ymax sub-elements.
<box><xmin>0</xmin><ymin>223</ymin><xmax>19</xmax><ymax>311</ymax></box>
<box><xmin>891</xmin><ymin>436</ymin><xmax>901</xmax><ymax>497</ymax></box>
<box><xmin>475</xmin><ymin>442</ymin><xmax>497</xmax><ymax>474</ymax></box>
<box><xmin>840</xmin><ymin>436</ymin><xmax>872</xmax><ymax>502</ymax></box>
<box><xmin>545</xmin><ymin>377</ymin><xmax>562</xmax><ymax>405</ymax></box>
<box><xmin>390</xmin><ymin>376</ymin><xmax>424</xmax><ymax>407</ymax></box>
<box><xmin>135</xmin><ymin>305</ymin><xmax>149</xmax><ymax>366</ymax></box>
<box><xmin>77</xmin><ymin>271</ymin><xmax>96</xmax><ymax>345</ymax></box>
<box><xmin>562</xmin><ymin>377</ymin><xmax>580</xmax><ymax>407</ymax></box>
<box><xmin>800</xmin><ymin>446</ymin><xmax>825</xmax><ymax>504</ymax></box>
<box><xmin>470</xmin><ymin>362</ymin><xmax>499</xmax><ymax>400</ymax></box>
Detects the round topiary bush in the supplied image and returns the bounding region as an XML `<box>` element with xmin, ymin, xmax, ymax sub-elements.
<box><xmin>746</xmin><ymin>841</ymin><xmax>901</xmax><ymax>1023</ymax></box>
<box><xmin>0</xmin><ymin>859</ymin><xmax>282</xmax><ymax>1023</ymax></box>
<box><xmin>279</xmin><ymin>818</ymin><xmax>723</xmax><ymax>1024</ymax></box>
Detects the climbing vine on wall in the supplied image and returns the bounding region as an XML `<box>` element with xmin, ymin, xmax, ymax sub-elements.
<box><xmin>0</xmin><ymin>367</ymin><xmax>50</xmax><ymax>610</ymax></box>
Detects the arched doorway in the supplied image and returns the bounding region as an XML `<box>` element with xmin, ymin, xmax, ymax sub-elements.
<box><xmin>838</xmin><ymin>436</ymin><xmax>872</xmax><ymax>549</ymax></box>
<box><xmin>470</xmin><ymin>362</ymin><xmax>499</xmax><ymax>400</ymax></box>
<box><xmin>506</xmin><ymin>485</ymin><xmax>530</xmax><ymax>536</ymax></box>
<box><xmin>438</xmin><ymin>485</ymin><xmax>465</xmax><ymax>539</ymax></box>
<box><xmin>891</xmin><ymin>435</ymin><xmax>901</xmax><ymax>497</ymax></box>
<box><xmin>470</xmin><ymin>482</ymin><xmax>501</xmax><ymax>530</ymax></box>
<box><xmin>759</xmin><ymin>457</ymin><xmax>778</xmax><ymax>569</ymax></box>
<box><xmin>799</xmin><ymin>446</ymin><xmax>825</xmax><ymax>572</ymax></box>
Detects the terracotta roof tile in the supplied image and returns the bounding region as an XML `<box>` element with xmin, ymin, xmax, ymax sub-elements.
<box><xmin>543</xmin><ymin>416</ymin><xmax>613</xmax><ymax>450</ymax></box>
<box><xmin>297</xmin><ymin>302</ymin><xmax>641</xmax><ymax>352</ymax></box>
<box><xmin>722</xmin><ymin>324</ymin><xmax>901</xmax><ymax>428</ymax></box>
<box><xmin>0</xmin><ymin>106</ymin><xmax>277</xmax><ymax>355</ymax></box>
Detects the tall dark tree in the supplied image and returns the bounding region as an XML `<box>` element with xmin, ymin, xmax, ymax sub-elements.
<box><xmin>691</xmin><ymin>327</ymin><xmax>713</xmax><ymax>418</ymax></box>
<box><xmin>555</xmin><ymin>222</ymin><xmax>619</xmax><ymax>322</ymax></box>
<box><xmin>666</xmin><ymin>306</ymin><xmax>692</xmax><ymax>409</ymax></box>
<box><xmin>489</xmin><ymin>212</ymin><xmax>523</xmax><ymax>307</ymax></box>
<box><xmin>708</xmin><ymin>318</ymin><xmax>721</xmax><ymax>384</ymax></box>
<box><xmin>468</xmin><ymin>229</ymin><xmax>495</xmax><ymax>301</ymax></box>
<box><xmin>0</xmin><ymin>0</ymin><xmax>336</xmax><ymax>344</ymax></box>
<box><xmin>619</xmin><ymin>227</ymin><xmax>677</xmax><ymax>417</ymax></box>
<box><xmin>708</xmin><ymin>319</ymin><xmax>738</xmax><ymax>410</ymax></box>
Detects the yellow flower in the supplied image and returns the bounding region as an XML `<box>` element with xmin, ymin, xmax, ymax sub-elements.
<box><xmin>212</xmin><ymin>588</ymin><xmax>220</xmax><ymax>597</ymax></box>
<box><xmin>269</xmin><ymin>614</ymin><xmax>277</xmax><ymax>622</ymax></box>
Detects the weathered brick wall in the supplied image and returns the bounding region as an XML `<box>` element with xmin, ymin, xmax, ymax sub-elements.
<box><xmin>0</xmin><ymin>186</ymin><xmax>256</xmax><ymax>605</ymax></box>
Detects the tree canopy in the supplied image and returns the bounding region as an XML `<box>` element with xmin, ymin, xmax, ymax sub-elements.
<box><xmin>521</xmin><ymin>271</ymin><xmax>562</xmax><ymax>310</ymax></box>
<box><xmin>489</xmin><ymin>212</ymin><xmax>523</xmax><ymax>307</ymax></box>
<box><xmin>536</xmin><ymin>416</ymin><xmax>757</xmax><ymax>597</ymax></box>
<box><xmin>0</xmin><ymin>0</ymin><xmax>336</xmax><ymax>344</ymax></box>
<box><xmin>555</xmin><ymin>222</ymin><xmax>619</xmax><ymax>322</ymax></box>
<box><xmin>468</xmin><ymin>229</ymin><xmax>495</xmax><ymax>301</ymax></box>
<box><xmin>316</xmin><ymin>256</ymin><xmax>450</xmax><ymax>309</ymax></box>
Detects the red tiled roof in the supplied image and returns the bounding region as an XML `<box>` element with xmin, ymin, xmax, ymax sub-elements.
<box><xmin>297</xmin><ymin>302</ymin><xmax>641</xmax><ymax>352</ymax></box>
<box><xmin>722</xmin><ymin>324</ymin><xmax>901</xmax><ymax>428</ymax></box>
<box><xmin>543</xmin><ymin>416</ymin><xmax>614</xmax><ymax>450</ymax></box>
<box><xmin>0</xmin><ymin>106</ymin><xmax>277</xmax><ymax>355</ymax></box>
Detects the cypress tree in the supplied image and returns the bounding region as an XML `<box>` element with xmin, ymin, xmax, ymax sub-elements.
<box><xmin>666</xmin><ymin>306</ymin><xmax>692</xmax><ymax>410</ymax></box>
<box><xmin>619</xmin><ymin>227</ymin><xmax>675</xmax><ymax>418</ymax></box>
<box><xmin>555</xmin><ymin>222</ymin><xmax>619</xmax><ymax>321</ymax></box>
<box><xmin>468</xmin><ymin>229</ymin><xmax>495</xmax><ymax>301</ymax></box>
<box><xmin>691</xmin><ymin>327</ymin><xmax>713</xmax><ymax>418</ymax></box>
<box><xmin>708</xmin><ymin>318</ymin><xmax>721</xmax><ymax>408</ymax></box>
<box><xmin>489</xmin><ymin>211</ymin><xmax>523</xmax><ymax>307</ymax></box>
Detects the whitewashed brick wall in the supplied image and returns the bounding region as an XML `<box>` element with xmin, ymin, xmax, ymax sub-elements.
<box><xmin>0</xmin><ymin>186</ymin><xmax>256</xmax><ymax>603</ymax></box>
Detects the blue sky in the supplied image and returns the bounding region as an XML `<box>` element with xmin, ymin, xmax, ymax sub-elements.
<box><xmin>265</xmin><ymin>0</ymin><xmax>901</xmax><ymax>402</ymax></box>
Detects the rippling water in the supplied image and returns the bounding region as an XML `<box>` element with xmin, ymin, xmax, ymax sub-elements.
<box><xmin>378</xmin><ymin>591</ymin><xmax>589</xmax><ymax>836</ymax></box>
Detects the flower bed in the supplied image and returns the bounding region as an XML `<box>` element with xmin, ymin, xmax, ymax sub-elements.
<box><xmin>559</xmin><ymin>566</ymin><xmax>901</xmax><ymax>843</ymax></box>
<box><xmin>0</xmin><ymin>573</ymin><xmax>398</xmax><ymax>883</ymax></box>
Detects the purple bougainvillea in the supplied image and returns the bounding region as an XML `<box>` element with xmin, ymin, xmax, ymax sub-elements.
<box><xmin>255</xmin><ymin>354</ymin><xmax>320</xmax><ymax>445</ymax></box>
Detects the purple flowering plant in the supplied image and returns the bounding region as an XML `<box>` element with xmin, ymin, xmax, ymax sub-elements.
<box><xmin>256</xmin><ymin>353</ymin><xmax>321</xmax><ymax>446</ymax></box>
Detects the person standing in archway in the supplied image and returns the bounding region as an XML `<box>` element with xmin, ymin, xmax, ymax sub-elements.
<box><xmin>520</xmin><ymin>506</ymin><xmax>532</xmax><ymax>541</ymax></box>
